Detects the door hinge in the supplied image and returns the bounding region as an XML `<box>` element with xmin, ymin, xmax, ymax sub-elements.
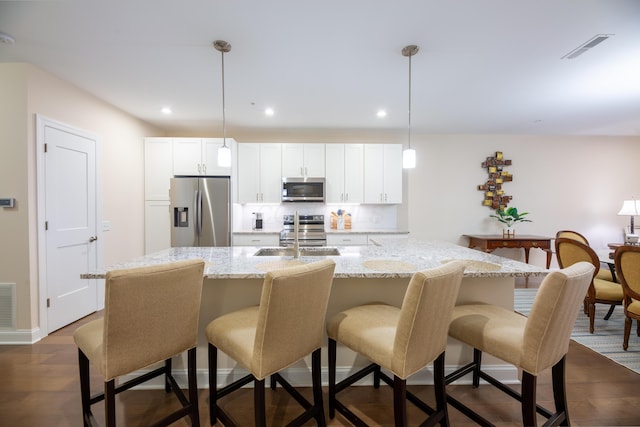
<box><xmin>47</xmin><ymin>298</ymin><xmax>50</xmax><ymax>308</ymax></box>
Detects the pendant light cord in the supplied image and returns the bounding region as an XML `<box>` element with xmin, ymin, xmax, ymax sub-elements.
<box><xmin>408</xmin><ymin>52</ymin><xmax>412</xmax><ymax>150</ymax></box>
<box><xmin>221</xmin><ymin>49</ymin><xmax>227</xmax><ymax>148</ymax></box>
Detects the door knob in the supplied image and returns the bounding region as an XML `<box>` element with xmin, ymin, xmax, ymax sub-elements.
<box><xmin>89</xmin><ymin>236</ymin><xmax>98</xmax><ymax>242</ymax></box>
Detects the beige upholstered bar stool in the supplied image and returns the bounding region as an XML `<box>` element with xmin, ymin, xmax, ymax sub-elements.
<box><xmin>206</xmin><ymin>259</ymin><xmax>336</xmax><ymax>427</ymax></box>
<box><xmin>326</xmin><ymin>261</ymin><xmax>465</xmax><ymax>426</ymax></box>
<box><xmin>555</xmin><ymin>237</ymin><xmax>623</xmax><ymax>333</ymax></box>
<box><xmin>73</xmin><ymin>259</ymin><xmax>205</xmax><ymax>427</ymax></box>
<box><xmin>446</xmin><ymin>262</ymin><xmax>594</xmax><ymax>427</ymax></box>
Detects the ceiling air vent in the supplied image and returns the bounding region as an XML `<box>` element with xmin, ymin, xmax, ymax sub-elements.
<box><xmin>562</xmin><ymin>34</ymin><xmax>613</xmax><ymax>59</ymax></box>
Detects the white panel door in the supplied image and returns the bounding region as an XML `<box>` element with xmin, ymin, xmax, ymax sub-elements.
<box><xmin>44</xmin><ymin>123</ymin><xmax>98</xmax><ymax>332</ymax></box>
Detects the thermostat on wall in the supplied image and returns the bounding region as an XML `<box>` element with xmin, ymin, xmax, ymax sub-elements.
<box><xmin>0</xmin><ymin>198</ymin><xmax>15</xmax><ymax>208</ymax></box>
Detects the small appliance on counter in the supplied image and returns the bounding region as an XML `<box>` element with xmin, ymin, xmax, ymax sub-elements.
<box><xmin>252</xmin><ymin>212</ymin><xmax>263</xmax><ymax>230</ymax></box>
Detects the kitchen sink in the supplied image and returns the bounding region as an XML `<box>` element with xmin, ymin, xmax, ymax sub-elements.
<box><xmin>253</xmin><ymin>247</ymin><xmax>341</xmax><ymax>257</ymax></box>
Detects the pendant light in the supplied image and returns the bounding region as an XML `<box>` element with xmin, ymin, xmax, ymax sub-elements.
<box><xmin>214</xmin><ymin>40</ymin><xmax>232</xmax><ymax>168</ymax></box>
<box><xmin>402</xmin><ymin>45</ymin><xmax>419</xmax><ymax>169</ymax></box>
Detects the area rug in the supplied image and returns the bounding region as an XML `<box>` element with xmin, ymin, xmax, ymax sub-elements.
<box><xmin>515</xmin><ymin>288</ymin><xmax>640</xmax><ymax>374</ymax></box>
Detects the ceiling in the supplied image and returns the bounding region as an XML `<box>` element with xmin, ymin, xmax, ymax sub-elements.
<box><xmin>1</xmin><ymin>0</ymin><xmax>639</xmax><ymax>137</ymax></box>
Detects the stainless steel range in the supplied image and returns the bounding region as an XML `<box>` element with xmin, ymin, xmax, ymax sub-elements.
<box><xmin>280</xmin><ymin>214</ymin><xmax>326</xmax><ymax>247</ymax></box>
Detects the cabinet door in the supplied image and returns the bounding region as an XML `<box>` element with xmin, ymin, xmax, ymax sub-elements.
<box><xmin>364</xmin><ymin>144</ymin><xmax>385</xmax><ymax>203</ymax></box>
<box><xmin>325</xmin><ymin>144</ymin><xmax>345</xmax><ymax>203</ymax></box>
<box><xmin>202</xmin><ymin>138</ymin><xmax>232</xmax><ymax>176</ymax></box>
<box><xmin>259</xmin><ymin>144</ymin><xmax>283</xmax><ymax>203</ymax></box>
<box><xmin>303</xmin><ymin>144</ymin><xmax>326</xmax><ymax>177</ymax></box>
<box><xmin>281</xmin><ymin>143</ymin><xmax>325</xmax><ymax>177</ymax></box>
<box><xmin>144</xmin><ymin>138</ymin><xmax>173</xmax><ymax>201</ymax></box>
<box><xmin>383</xmin><ymin>144</ymin><xmax>403</xmax><ymax>204</ymax></box>
<box><xmin>281</xmin><ymin>143</ymin><xmax>305</xmax><ymax>177</ymax></box>
<box><xmin>145</xmin><ymin>200</ymin><xmax>171</xmax><ymax>254</ymax></box>
<box><xmin>173</xmin><ymin>138</ymin><xmax>202</xmax><ymax>175</ymax></box>
<box><xmin>344</xmin><ymin>144</ymin><xmax>364</xmax><ymax>203</ymax></box>
<box><xmin>237</xmin><ymin>143</ymin><xmax>261</xmax><ymax>203</ymax></box>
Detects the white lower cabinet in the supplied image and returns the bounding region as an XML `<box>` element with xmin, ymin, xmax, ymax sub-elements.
<box><xmin>326</xmin><ymin>234</ymin><xmax>369</xmax><ymax>246</ymax></box>
<box><xmin>232</xmin><ymin>233</ymin><xmax>280</xmax><ymax>247</ymax></box>
<box><xmin>145</xmin><ymin>201</ymin><xmax>171</xmax><ymax>254</ymax></box>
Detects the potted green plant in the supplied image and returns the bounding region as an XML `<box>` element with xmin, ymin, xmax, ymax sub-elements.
<box><xmin>490</xmin><ymin>207</ymin><xmax>531</xmax><ymax>237</ymax></box>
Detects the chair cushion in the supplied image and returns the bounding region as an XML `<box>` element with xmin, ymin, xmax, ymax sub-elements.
<box><xmin>326</xmin><ymin>304</ymin><xmax>399</xmax><ymax>370</ymax></box>
<box><xmin>206</xmin><ymin>306</ymin><xmax>259</xmax><ymax>372</ymax></box>
<box><xmin>594</xmin><ymin>278</ymin><xmax>624</xmax><ymax>301</ymax></box>
<box><xmin>73</xmin><ymin>318</ymin><xmax>105</xmax><ymax>366</ymax></box>
<box><xmin>627</xmin><ymin>299</ymin><xmax>640</xmax><ymax>316</ymax></box>
<box><xmin>448</xmin><ymin>304</ymin><xmax>526</xmax><ymax>368</ymax></box>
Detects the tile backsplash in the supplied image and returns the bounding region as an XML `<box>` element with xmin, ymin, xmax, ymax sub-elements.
<box><xmin>233</xmin><ymin>203</ymin><xmax>398</xmax><ymax>231</ymax></box>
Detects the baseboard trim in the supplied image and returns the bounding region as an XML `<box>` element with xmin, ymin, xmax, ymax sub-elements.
<box><xmin>0</xmin><ymin>327</ymin><xmax>43</xmax><ymax>345</ymax></box>
<box><xmin>118</xmin><ymin>364</ymin><xmax>519</xmax><ymax>390</ymax></box>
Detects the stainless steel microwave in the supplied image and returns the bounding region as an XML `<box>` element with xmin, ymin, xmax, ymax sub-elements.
<box><xmin>281</xmin><ymin>177</ymin><xmax>325</xmax><ymax>202</ymax></box>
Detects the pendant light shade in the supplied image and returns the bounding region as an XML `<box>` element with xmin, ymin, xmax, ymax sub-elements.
<box><xmin>214</xmin><ymin>40</ymin><xmax>232</xmax><ymax>168</ymax></box>
<box><xmin>402</xmin><ymin>45</ymin><xmax>419</xmax><ymax>169</ymax></box>
<box><xmin>403</xmin><ymin>147</ymin><xmax>416</xmax><ymax>169</ymax></box>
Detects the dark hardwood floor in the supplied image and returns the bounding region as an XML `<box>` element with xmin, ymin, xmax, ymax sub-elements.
<box><xmin>2</xmin><ymin>308</ymin><xmax>640</xmax><ymax>426</ymax></box>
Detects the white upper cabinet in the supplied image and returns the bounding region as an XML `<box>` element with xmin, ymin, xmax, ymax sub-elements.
<box><xmin>281</xmin><ymin>143</ymin><xmax>325</xmax><ymax>177</ymax></box>
<box><xmin>144</xmin><ymin>138</ymin><xmax>173</xmax><ymax>201</ymax></box>
<box><xmin>237</xmin><ymin>143</ymin><xmax>282</xmax><ymax>203</ymax></box>
<box><xmin>173</xmin><ymin>138</ymin><xmax>232</xmax><ymax>176</ymax></box>
<box><xmin>325</xmin><ymin>144</ymin><xmax>364</xmax><ymax>203</ymax></box>
<box><xmin>363</xmin><ymin>144</ymin><xmax>403</xmax><ymax>204</ymax></box>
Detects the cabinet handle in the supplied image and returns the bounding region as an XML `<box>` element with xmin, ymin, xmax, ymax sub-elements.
<box><xmin>304</xmin><ymin>166</ymin><xmax>308</xmax><ymax>176</ymax></box>
<box><xmin>197</xmin><ymin>164</ymin><xmax>201</xmax><ymax>174</ymax></box>
<box><xmin>202</xmin><ymin>163</ymin><xmax>206</xmax><ymax>174</ymax></box>
<box><xmin>256</xmin><ymin>193</ymin><xmax>259</xmax><ymax>201</ymax></box>
<box><xmin>384</xmin><ymin>193</ymin><xmax>388</xmax><ymax>202</ymax></box>
<box><xmin>345</xmin><ymin>193</ymin><xmax>349</xmax><ymax>201</ymax></box>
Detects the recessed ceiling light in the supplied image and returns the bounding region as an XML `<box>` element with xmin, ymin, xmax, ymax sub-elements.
<box><xmin>377</xmin><ymin>110</ymin><xmax>387</xmax><ymax>118</ymax></box>
<box><xmin>161</xmin><ymin>107</ymin><xmax>172</xmax><ymax>115</ymax></box>
<box><xmin>265</xmin><ymin>108</ymin><xmax>275</xmax><ymax>116</ymax></box>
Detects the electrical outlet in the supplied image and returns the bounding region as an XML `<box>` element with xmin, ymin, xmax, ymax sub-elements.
<box><xmin>102</xmin><ymin>221</ymin><xmax>111</xmax><ymax>232</ymax></box>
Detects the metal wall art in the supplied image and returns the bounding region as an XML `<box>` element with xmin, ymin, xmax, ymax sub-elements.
<box><xmin>478</xmin><ymin>151</ymin><xmax>513</xmax><ymax>209</ymax></box>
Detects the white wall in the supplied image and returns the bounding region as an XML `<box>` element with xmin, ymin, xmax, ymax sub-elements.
<box><xmin>407</xmin><ymin>134</ymin><xmax>640</xmax><ymax>266</ymax></box>
<box><xmin>0</xmin><ymin>63</ymin><xmax>162</xmax><ymax>332</ymax></box>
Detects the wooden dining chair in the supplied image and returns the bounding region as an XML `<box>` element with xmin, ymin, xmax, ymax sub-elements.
<box><xmin>555</xmin><ymin>230</ymin><xmax>616</xmax><ymax>282</ymax></box>
<box><xmin>555</xmin><ymin>237</ymin><xmax>623</xmax><ymax>333</ymax></box>
<box><xmin>614</xmin><ymin>245</ymin><xmax>640</xmax><ymax>350</ymax></box>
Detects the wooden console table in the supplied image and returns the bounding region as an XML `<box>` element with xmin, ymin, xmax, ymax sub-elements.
<box><xmin>464</xmin><ymin>234</ymin><xmax>553</xmax><ymax>268</ymax></box>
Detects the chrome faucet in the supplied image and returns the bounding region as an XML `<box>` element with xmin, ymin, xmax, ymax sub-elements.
<box><xmin>293</xmin><ymin>210</ymin><xmax>300</xmax><ymax>258</ymax></box>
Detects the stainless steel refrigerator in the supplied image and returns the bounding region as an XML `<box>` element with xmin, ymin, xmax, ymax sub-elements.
<box><xmin>170</xmin><ymin>177</ymin><xmax>230</xmax><ymax>247</ymax></box>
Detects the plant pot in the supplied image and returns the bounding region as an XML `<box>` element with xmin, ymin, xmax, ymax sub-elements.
<box><xmin>502</xmin><ymin>227</ymin><xmax>515</xmax><ymax>238</ymax></box>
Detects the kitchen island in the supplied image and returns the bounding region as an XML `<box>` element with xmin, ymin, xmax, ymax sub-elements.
<box><xmin>82</xmin><ymin>238</ymin><xmax>547</xmax><ymax>387</ymax></box>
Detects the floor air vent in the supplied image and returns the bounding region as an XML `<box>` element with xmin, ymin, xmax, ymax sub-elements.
<box><xmin>0</xmin><ymin>283</ymin><xmax>16</xmax><ymax>329</ymax></box>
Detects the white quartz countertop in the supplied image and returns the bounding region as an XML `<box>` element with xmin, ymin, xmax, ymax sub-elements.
<box><xmin>82</xmin><ymin>238</ymin><xmax>547</xmax><ymax>280</ymax></box>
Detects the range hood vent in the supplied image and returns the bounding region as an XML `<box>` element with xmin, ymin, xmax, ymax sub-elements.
<box><xmin>562</xmin><ymin>34</ymin><xmax>613</xmax><ymax>59</ymax></box>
